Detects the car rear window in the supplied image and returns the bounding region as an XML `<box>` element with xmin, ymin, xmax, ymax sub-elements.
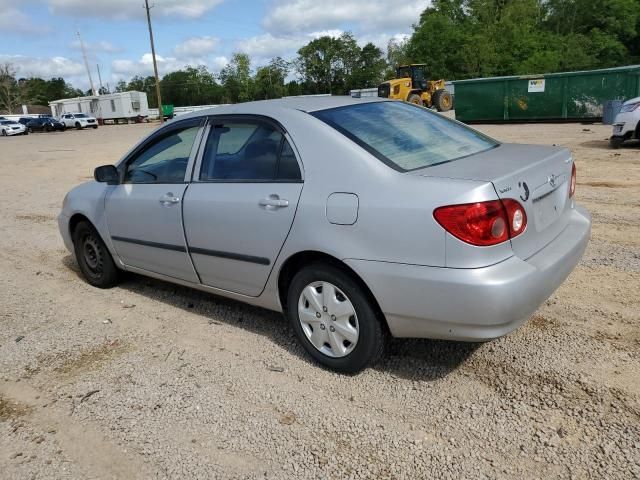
<box><xmin>311</xmin><ymin>101</ymin><xmax>498</xmax><ymax>172</ymax></box>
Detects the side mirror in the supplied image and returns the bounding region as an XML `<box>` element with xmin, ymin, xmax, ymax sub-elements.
<box><xmin>94</xmin><ymin>165</ymin><xmax>119</xmax><ymax>185</ymax></box>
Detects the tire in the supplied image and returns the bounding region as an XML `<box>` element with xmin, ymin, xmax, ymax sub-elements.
<box><xmin>28</xmin><ymin>127</ymin><xmax>34</xmax><ymax>133</ymax></box>
<box><xmin>407</xmin><ymin>93</ymin><xmax>423</xmax><ymax>106</ymax></box>
<box><xmin>432</xmin><ymin>89</ymin><xmax>453</xmax><ymax>112</ymax></box>
<box><xmin>1</xmin><ymin>129</ymin><xmax>6</xmax><ymax>136</ymax></box>
<box><xmin>92</xmin><ymin>125</ymin><xmax>98</xmax><ymax>129</ymax></box>
<box><xmin>610</xmin><ymin>136</ymin><xmax>624</xmax><ymax>149</ymax></box>
<box><xmin>61</xmin><ymin>125</ymin><xmax>66</xmax><ymax>131</ymax></box>
<box><xmin>75</xmin><ymin>122</ymin><xmax>81</xmax><ymax>130</ymax></box>
<box><xmin>23</xmin><ymin>131</ymin><xmax>28</xmax><ymax>135</ymax></box>
<box><xmin>72</xmin><ymin>221</ymin><xmax>120</xmax><ymax>288</ymax></box>
<box><xmin>287</xmin><ymin>263</ymin><xmax>386</xmax><ymax>373</ymax></box>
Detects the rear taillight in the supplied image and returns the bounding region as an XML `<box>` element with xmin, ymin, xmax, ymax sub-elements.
<box><xmin>434</xmin><ymin>199</ymin><xmax>527</xmax><ymax>247</ymax></box>
<box><xmin>569</xmin><ymin>162</ymin><xmax>576</xmax><ymax>198</ymax></box>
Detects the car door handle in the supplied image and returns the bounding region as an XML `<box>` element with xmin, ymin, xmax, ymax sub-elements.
<box><xmin>159</xmin><ymin>193</ymin><xmax>181</xmax><ymax>206</ymax></box>
<box><xmin>259</xmin><ymin>195</ymin><xmax>289</xmax><ymax>209</ymax></box>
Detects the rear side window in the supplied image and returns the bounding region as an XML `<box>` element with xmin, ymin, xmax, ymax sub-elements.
<box><xmin>312</xmin><ymin>101</ymin><xmax>498</xmax><ymax>172</ymax></box>
<box><xmin>199</xmin><ymin>120</ymin><xmax>301</xmax><ymax>182</ymax></box>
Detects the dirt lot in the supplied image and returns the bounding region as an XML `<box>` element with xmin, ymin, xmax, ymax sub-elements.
<box><xmin>0</xmin><ymin>121</ymin><xmax>638</xmax><ymax>479</ymax></box>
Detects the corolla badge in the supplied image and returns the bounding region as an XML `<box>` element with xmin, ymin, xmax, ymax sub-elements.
<box><xmin>519</xmin><ymin>181</ymin><xmax>530</xmax><ymax>202</ymax></box>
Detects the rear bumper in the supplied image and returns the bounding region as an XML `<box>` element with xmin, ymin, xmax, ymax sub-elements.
<box><xmin>346</xmin><ymin>205</ymin><xmax>591</xmax><ymax>341</ymax></box>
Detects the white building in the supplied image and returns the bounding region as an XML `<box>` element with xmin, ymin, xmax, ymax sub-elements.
<box><xmin>49</xmin><ymin>91</ymin><xmax>149</xmax><ymax>123</ymax></box>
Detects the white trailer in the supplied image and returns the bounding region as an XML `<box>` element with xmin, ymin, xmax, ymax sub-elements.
<box><xmin>49</xmin><ymin>91</ymin><xmax>149</xmax><ymax>124</ymax></box>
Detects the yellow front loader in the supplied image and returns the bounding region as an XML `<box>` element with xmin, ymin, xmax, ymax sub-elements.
<box><xmin>377</xmin><ymin>64</ymin><xmax>453</xmax><ymax>112</ymax></box>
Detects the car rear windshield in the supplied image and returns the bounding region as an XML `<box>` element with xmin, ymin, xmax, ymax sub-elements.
<box><xmin>311</xmin><ymin>101</ymin><xmax>499</xmax><ymax>172</ymax></box>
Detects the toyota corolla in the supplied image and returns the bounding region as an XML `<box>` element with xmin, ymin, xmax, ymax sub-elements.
<box><xmin>58</xmin><ymin>97</ymin><xmax>591</xmax><ymax>372</ymax></box>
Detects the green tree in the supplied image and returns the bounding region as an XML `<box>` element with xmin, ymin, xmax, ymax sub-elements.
<box><xmin>219</xmin><ymin>53</ymin><xmax>253</xmax><ymax>103</ymax></box>
<box><xmin>296</xmin><ymin>32</ymin><xmax>363</xmax><ymax>94</ymax></box>
<box><xmin>0</xmin><ymin>63</ymin><xmax>19</xmax><ymax>113</ymax></box>
<box><xmin>253</xmin><ymin>57</ymin><xmax>290</xmax><ymax>100</ymax></box>
<box><xmin>349</xmin><ymin>43</ymin><xmax>387</xmax><ymax>89</ymax></box>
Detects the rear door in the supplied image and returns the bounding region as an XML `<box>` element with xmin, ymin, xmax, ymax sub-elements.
<box><xmin>183</xmin><ymin>116</ymin><xmax>303</xmax><ymax>296</ymax></box>
<box><xmin>105</xmin><ymin>118</ymin><xmax>204</xmax><ymax>282</ymax></box>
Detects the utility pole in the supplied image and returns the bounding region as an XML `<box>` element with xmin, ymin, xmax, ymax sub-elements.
<box><xmin>77</xmin><ymin>30</ymin><xmax>96</xmax><ymax>96</ymax></box>
<box><xmin>144</xmin><ymin>0</ymin><xmax>163</xmax><ymax>123</ymax></box>
<box><xmin>96</xmin><ymin>64</ymin><xmax>103</xmax><ymax>94</ymax></box>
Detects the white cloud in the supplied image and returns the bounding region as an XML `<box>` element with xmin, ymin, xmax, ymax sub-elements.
<box><xmin>69</xmin><ymin>39</ymin><xmax>124</xmax><ymax>54</ymax></box>
<box><xmin>263</xmin><ymin>0</ymin><xmax>429</xmax><ymax>34</ymax></box>
<box><xmin>173</xmin><ymin>36</ymin><xmax>220</xmax><ymax>57</ymax></box>
<box><xmin>237</xmin><ymin>30</ymin><xmax>345</xmax><ymax>62</ymax></box>
<box><xmin>0</xmin><ymin>55</ymin><xmax>85</xmax><ymax>79</ymax></box>
<box><xmin>0</xmin><ymin>2</ymin><xmax>48</xmax><ymax>34</ymax></box>
<box><xmin>237</xmin><ymin>34</ymin><xmax>304</xmax><ymax>59</ymax></box>
<box><xmin>111</xmin><ymin>53</ymin><xmax>228</xmax><ymax>80</ymax></box>
<box><xmin>358</xmin><ymin>32</ymin><xmax>410</xmax><ymax>50</ymax></box>
<box><xmin>46</xmin><ymin>0</ymin><xmax>224</xmax><ymax>20</ymax></box>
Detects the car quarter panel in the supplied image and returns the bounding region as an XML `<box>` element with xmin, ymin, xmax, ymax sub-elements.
<box><xmin>345</xmin><ymin>206</ymin><xmax>591</xmax><ymax>340</ymax></box>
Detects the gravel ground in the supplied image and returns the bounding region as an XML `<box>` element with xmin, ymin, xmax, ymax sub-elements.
<box><xmin>0</xmin><ymin>121</ymin><xmax>638</xmax><ymax>479</ymax></box>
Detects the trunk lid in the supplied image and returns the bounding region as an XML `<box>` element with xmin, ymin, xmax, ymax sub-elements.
<box><xmin>415</xmin><ymin>143</ymin><xmax>574</xmax><ymax>260</ymax></box>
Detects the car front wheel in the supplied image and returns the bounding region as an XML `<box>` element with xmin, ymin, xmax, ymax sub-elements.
<box><xmin>72</xmin><ymin>221</ymin><xmax>120</xmax><ymax>288</ymax></box>
<box><xmin>287</xmin><ymin>263</ymin><xmax>386</xmax><ymax>373</ymax></box>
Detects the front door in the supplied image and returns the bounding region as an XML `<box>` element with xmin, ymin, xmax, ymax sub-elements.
<box><xmin>183</xmin><ymin>117</ymin><xmax>303</xmax><ymax>296</ymax></box>
<box><xmin>105</xmin><ymin>118</ymin><xmax>203</xmax><ymax>282</ymax></box>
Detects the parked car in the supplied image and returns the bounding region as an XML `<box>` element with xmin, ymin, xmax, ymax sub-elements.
<box><xmin>0</xmin><ymin>119</ymin><xmax>28</xmax><ymax>136</ymax></box>
<box><xmin>59</xmin><ymin>113</ymin><xmax>98</xmax><ymax>130</ymax></box>
<box><xmin>610</xmin><ymin>96</ymin><xmax>640</xmax><ymax>149</ymax></box>
<box><xmin>23</xmin><ymin>117</ymin><xmax>65</xmax><ymax>133</ymax></box>
<box><xmin>58</xmin><ymin>97</ymin><xmax>591</xmax><ymax>372</ymax></box>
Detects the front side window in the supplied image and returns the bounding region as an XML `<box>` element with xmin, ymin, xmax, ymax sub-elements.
<box><xmin>125</xmin><ymin>125</ymin><xmax>199</xmax><ymax>184</ymax></box>
<box><xmin>199</xmin><ymin>120</ymin><xmax>300</xmax><ymax>182</ymax></box>
<box><xmin>312</xmin><ymin>101</ymin><xmax>498</xmax><ymax>171</ymax></box>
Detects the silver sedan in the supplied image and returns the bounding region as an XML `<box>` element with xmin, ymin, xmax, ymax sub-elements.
<box><xmin>58</xmin><ymin>97</ymin><xmax>591</xmax><ymax>372</ymax></box>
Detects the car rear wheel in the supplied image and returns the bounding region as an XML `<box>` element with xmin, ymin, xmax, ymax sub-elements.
<box><xmin>287</xmin><ymin>263</ymin><xmax>386</xmax><ymax>373</ymax></box>
<box><xmin>433</xmin><ymin>89</ymin><xmax>453</xmax><ymax>112</ymax></box>
<box><xmin>72</xmin><ymin>221</ymin><xmax>120</xmax><ymax>288</ymax></box>
<box><xmin>407</xmin><ymin>93</ymin><xmax>423</xmax><ymax>106</ymax></box>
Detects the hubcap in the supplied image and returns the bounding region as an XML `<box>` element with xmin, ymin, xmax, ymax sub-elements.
<box><xmin>298</xmin><ymin>281</ymin><xmax>359</xmax><ymax>358</ymax></box>
<box><xmin>82</xmin><ymin>235</ymin><xmax>103</xmax><ymax>275</ymax></box>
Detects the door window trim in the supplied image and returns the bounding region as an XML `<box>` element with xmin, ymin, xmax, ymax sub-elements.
<box><xmin>118</xmin><ymin>117</ymin><xmax>205</xmax><ymax>185</ymax></box>
<box><xmin>190</xmin><ymin>114</ymin><xmax>304</xmax><ymax>184</ymax></box>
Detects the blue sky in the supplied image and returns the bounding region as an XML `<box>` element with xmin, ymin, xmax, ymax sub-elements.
<box><xmin>0</xmin><ymin>0</ymin><xmax>429</xmax><ymax>91</ymax></box>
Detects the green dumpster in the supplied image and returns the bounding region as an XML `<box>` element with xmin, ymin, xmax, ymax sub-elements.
<box><xmin>161</xmin><ymin>104</ymin><xmax>175</xmax><ymax>120</ymax></box>
<box><xmin>453</xmin><ymin>65</ymin><xmax>640</xmax><ymax>123</ymax></box>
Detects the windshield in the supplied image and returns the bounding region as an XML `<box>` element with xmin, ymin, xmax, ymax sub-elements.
<box><xmin>312</xmin><ymin>101</ymin><xmax>499</xmax><ymax>172</ymax></box>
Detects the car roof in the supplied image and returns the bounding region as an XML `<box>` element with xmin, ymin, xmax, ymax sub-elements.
<box><xmin>178</xmin><ymin>96</ymin><xmax>389</xmax><ymax>120</ymax></box>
